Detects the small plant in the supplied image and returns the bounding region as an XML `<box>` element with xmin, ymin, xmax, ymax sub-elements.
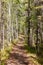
<box><xmin>1</xmin><ymin>61</ymin><xmax>5</xmax><ymax>65</ymax></box>
<box><xmin>12</xmin><ymin>39</ymin><xmax>18</xmax><ymax>45</ymax></box>
<box><xmin>1</xmin><ymin>49</ymin><xmax>9</xmax><ymax>61</ymax></box>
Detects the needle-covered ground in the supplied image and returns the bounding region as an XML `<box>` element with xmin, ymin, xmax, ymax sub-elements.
<box><xmin>5</xmin><ymin>35</ymin><xmax>40</xmax><ymax>65</ymax></box>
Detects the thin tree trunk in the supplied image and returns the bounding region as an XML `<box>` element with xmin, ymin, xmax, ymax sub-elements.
<box><xmin>27</xmin><ymin>0</ymin><xmax>30</xmax><ymax>46</ymax></box>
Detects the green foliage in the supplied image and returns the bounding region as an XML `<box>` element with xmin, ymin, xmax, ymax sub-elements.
<box><xmin>1</xmin><ymin>49</ymin><xmax>9</xmax><ymax>61</ymax></box>
<box><xmin>1</xmin><ymin>62</ymin><xmax>5</xmax><ymax>65</ymax></box>
<box><xmin>24</xmin><ymin>44</ymin><xmax>36</xmax><ymax>54</ymax></box>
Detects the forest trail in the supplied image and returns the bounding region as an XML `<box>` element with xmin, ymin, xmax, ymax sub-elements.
<box><xmin>6</xmin><ymin>35</ymin><xmax>40</xmax><ymax>65</ymax></box>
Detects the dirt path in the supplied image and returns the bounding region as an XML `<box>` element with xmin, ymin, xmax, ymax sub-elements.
<box><xmin>6</xmin><ymin>35</ymin><xmax>40</xmax><ymax>65</ymax></box>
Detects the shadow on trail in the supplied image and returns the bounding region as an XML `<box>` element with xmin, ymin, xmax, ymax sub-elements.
<box><xmin>10</xmin><ymin>52</ymin><xmax>29</xmax><ymax>65</ymax></box>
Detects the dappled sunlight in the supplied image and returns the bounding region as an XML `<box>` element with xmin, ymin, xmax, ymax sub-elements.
<box><xmin>0</xmin><ymin>0</ymin><xmax>43</xmax><ymax>65</ymax></box>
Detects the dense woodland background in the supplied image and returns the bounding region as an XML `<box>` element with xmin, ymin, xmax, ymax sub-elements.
<box><xmin>0</xmin><ymin>0</ymin><xmax>43</xmax><ymax>65</ymax></box>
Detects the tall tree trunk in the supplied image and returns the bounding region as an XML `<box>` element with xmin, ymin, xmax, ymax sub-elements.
<box><xmin>27</xmin><ymin>0</ymin><xmax>30</xmax><ymax>46</ymax></box>
<box><xmin>7</xmin><ymin>0</ymin><xmax>12</xmax><ymax>44</ymax></box>
<box><xmin>0</xmin><ymin>1</ymin><xmax>1</xmax><ymax>49</ymax></box>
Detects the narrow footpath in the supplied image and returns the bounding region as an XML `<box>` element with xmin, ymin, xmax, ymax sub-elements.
<box><xmin>6</xmin><ymin>35</ymin><xmax>40</xmax><ymax>65</ymax></box>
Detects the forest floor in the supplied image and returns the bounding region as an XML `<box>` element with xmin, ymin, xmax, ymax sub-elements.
<box><xmin>6</xmin><ymin>35</ymin><xmax>40</xmax><ymax>65</ymax></box>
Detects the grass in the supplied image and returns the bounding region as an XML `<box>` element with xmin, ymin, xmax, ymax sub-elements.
<box><xmin>24</xmin><ymin>44</ymin><xmax>36</xmax><ymax>54</ymax></box>
<box><xmin>24</xmin><ymin>44</ymin><xmax>41</xmax><ymax>65</ymax></box>
<box><xmin>24</xmin><ymin>43</ymin><xmax>43</xmax><ymax>65</ymax></box>
<box><xmin>1</xmin><ymin>39</ymin><xmax>18</xmax><ymax>65</ymax></box>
